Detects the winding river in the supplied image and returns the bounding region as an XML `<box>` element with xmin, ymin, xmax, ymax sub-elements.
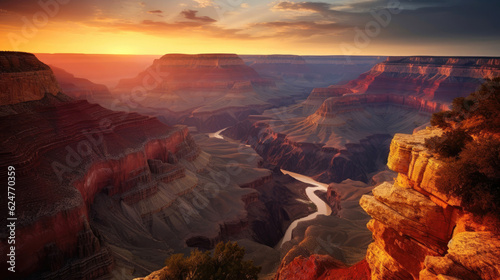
<box><xmin>207</xmin><ymin>128</ymin><xmax>331</xmax><ymax>249</ymax></box>
<box><xmin>276</xmin><ymin>170</ymin><xmax>332</xmax><ymax>248</ymax></box>
<box><xmin>208</xmin><ymin>127</ymin><xmax>228</xmax><ymax>139</ymax></box>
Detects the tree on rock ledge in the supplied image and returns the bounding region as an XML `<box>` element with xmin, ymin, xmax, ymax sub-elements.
<box><xmin>425</xmin><ymin>78</ymin><xmax>500</xmax><ymax>217</ymax></box>
<box><xmin>163</xmin><ymin>241</ymin><xmax>261</xmax><ymax>280</ymax></box>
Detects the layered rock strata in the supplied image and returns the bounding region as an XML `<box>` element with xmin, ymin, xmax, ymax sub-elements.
<box><xmin>0</xmin><ymin>52</ymin><xmax>61</xmax><ymax>105</ymax></box>
<box><xmin>360</xmin><ymin>128</ymin><xmax>500</xmax><ymax>279</ymax></box>
<box><xmin>346</xmin><ymin>56</ymin><xmax>500</xmax><ymax>102</ymax></box>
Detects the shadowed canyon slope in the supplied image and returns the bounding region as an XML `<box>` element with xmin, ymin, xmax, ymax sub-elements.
<box><xmin>0</xmin><ymin>52</ymin><xmax>313</xmax><ymax>279</ymax></box>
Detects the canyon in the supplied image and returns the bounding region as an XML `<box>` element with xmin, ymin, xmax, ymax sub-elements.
<box><xmin>2</xmin><ymin>51</ymin><xmax>499</xmax><ymax>280</ymax></box>
<box><xmin>0</xmin><ymin>52</ymin><xmax>313</xmax><ymax>279</ymax></box>
<box><xmin>225</xmin><ymin>56</ymin><xmax>499</xmax><ymax>184</ymax></box>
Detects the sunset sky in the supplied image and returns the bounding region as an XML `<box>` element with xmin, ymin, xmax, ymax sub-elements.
<box><xmin>1</xmin><ymin>0</ymin><xmax>499</xmax><ymax>56</ymax></box>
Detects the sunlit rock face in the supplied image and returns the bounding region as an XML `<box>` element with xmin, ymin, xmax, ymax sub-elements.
<box><xmin>274</xmin><ymin>255</ymin><xmax>370</xmax><ymax>280</ymax></box>
<box><xmin>346</xmin><ymin>56</ymin><xmax>500</xmax><ymax>102</ymax></box>
<box><xmin>0</xmin><ymin>52</ymin><xmax>61</xmax><ymax>105</ymax></box>
<box><xmin>360</xmin><ymin>128</ymin><xmax>500</xmax><ymax>280</ymax></box>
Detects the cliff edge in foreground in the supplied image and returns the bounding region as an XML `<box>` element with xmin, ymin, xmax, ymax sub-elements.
<box><xmin>360</xmin><ymin>127</ymin><xmax>500</xmax><ymax>279</ymax></box>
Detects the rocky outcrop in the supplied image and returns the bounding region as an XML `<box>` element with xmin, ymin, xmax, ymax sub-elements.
<box><xmin>0</xmin><ymin>52</ymin><xmax>61</xmax><ymax>105</ymax></box>
<box><xmin>360</xmin><ymin>127</ymin><xmax>500</xmax><ymax>279</ymax></box>
<box><xmin>275</xmin><ymin>256</ymin><xmax>370</xmax><ymax>280</ymax></box>
<box><xmin>346</xmin><ymin>56</ymin><xmax>500</xmax><ymax>102</ymax></box>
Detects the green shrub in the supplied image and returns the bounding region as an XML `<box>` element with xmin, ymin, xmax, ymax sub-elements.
<box><xmin>424</xmin><ymin>129</ymin><xmax>472</xmax><ymax>158</ymax></box>
<box><xmin>436</xmin><ymin>137</ymin><xmax>500</xmax><ymax>215</ymax></box>
<box><xmin>164</xmin><ymin>241</ymin><xmax>261</xmax><ymax>280</ymax></box>
<box><xmin>427</xmin><ymin>78</ymin><xmax>500</xmax><ymax>217</ymax></box>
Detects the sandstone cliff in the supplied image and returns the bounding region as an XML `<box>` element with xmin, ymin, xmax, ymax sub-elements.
<box><xmin>360</xmin><ymin>128</ymin><xmax>500</xmax><ymax>279</ymax></box>
<box><xmin>0</xmin><ymin>52</ymin><xmax>61</xmax><ymax>105</ymax></box>
<box><xmin>346</xmin><ymin>56</ymin><xmax>500</xmax><ymax>102</ymax></box>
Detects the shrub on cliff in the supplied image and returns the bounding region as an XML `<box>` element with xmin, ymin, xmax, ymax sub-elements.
<box><xmin>163</xmin><ymin>241</ymin><xmax>261</xmax><ymax>280</ymax></box>
<box><xmin>437</xmin><ymin>137</ymin><xmax>500</xmax><ymax>215</ymax></box>
<box><xmin>427</xmin><ymin>77</ymin><xmax>500</xmax><ymax>134</ymax></box>
<box><xmin>426</xmin><ymin>78</ymin><xmax>500</xmax><ymax>216</ymax></box>
<box><xmin>425</xmin><ymin>129</ymin><xmax>472</xmax><ymax>158</ymax></box>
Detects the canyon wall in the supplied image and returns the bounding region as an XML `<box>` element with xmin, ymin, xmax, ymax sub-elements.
<box><xmin>345</xmin><ymin>56</ymin><xmax>500</xmax><ymax>102</ymax></box>
<box><xmin>0</xmin><ymin>88</ymin><xmax>199</xmax><ymax>278</ymax></box>
<box><xmin>0</xmin><ymin>52</ymin><xmax>61</xmax><ymax>105</ymax></box>
<box><xmin>360</xmin><ymin>128</ymin><xmax>500</xmax><ymax>279</ymax></box>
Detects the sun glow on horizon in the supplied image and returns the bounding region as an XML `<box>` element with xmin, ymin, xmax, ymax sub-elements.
<box><xmin>0</xmin><ymin>0</ymin><xmax>499</xmax><ymax>57</ymax></box>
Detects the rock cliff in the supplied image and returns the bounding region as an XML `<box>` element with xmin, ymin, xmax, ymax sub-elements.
<box><xmin>360</xmin><ymin>128</ymin><xmax>500</xmax><ymax>279</ymax></box>
<box><xmin>0</xmin><ymin>52</ymin><xmax>61</xmax><ymax>105</ymax></box>
<box><xmin>346</xmin><ymin>56</ymin><xmax>500</xmax><ymax>102</ymax></box>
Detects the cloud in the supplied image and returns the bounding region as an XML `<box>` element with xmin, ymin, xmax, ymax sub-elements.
<box><xmin>254</xmin><ymin>20</ymin><xmax>349</xmax><ymax>38</ymax></box>
<box><xmin>193</xmin><ymin>0</ymin><xmax>214</xmax><ymax>8</ymax></box>
<box><xmin>273</xmin><ymin>1</ymin><xmax>333</xmax><ymax>13</ymax></box>
<box><xmin>181</xmin><ymin>9</ymin><xmax>216</xmax><ymax>23</ymax></box>
<box><xmin>148</xmin><ymin>10</ymin><xmax>163</xmax><ymax>14</ymax></box>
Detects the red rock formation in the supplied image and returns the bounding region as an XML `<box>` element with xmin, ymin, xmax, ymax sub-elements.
<box><xmin>113</xmin><ymin>53</ymin><xmax>277</xmax><ymax>132</ymax></box>
<box><xmin>325</xmin><ymin>185</ymin><xmax>342</xmax><ymax>216</ymax></box>
<box><xmin>0</xmin><ymin>52</ymin><xmax>61</xmax><ymax>105</ymax></box>
<box><xmin>0</xmin><ymin>52</ymin><xmax>202</xmax><ymax>279</ymax></box>
<box><xmin>345</xmin><ymin>56</ymin><xmax>500</xmax><ymax>102</ymax></box>
<box><xmin>116</xmin><ymin>53</ymin><xmax>265</xmax><ymax>91</ymax></box>
<box><xmin>360</xmin><ymin>128</ymin><xmax>500</xmax><ymax>279</ymax></box>
<box><xmin>275</xmin><ymin>255</ymin><xmax>370</xmax><ymax>280</ymax></box>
